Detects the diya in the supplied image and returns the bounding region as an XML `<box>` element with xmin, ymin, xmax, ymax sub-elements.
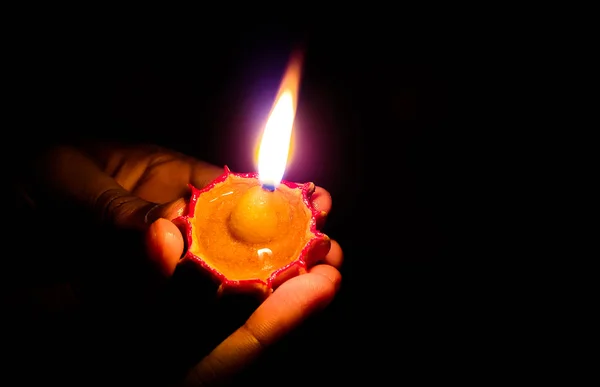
<box><xmin>174</xmin><ymin>50</ymin><xmax>330</xmax><ymax>298</ymax></box>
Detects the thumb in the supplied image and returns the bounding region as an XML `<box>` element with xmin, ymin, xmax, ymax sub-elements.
<box><xmin>145</xmin><ymin>218</ymin><xmax>185</xmax><ymax>278</ymax></box>
<box><xmin>98</xmin><ymin>191</ymin><xmax>188</xmax><ymax>277</ymax></box>
<box><xmin>144</xmin><ymin>198</ymin><xmax>188</xmax><ymax>278</ymax></box>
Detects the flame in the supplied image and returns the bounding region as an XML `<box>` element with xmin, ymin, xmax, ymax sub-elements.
<box><xmin>257</xmin><ymin>50</ymin><xmax>303</xmax><ymax>189</ymax></box>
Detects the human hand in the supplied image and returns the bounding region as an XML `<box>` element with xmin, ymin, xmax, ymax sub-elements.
<box><xmin>25</xmin><ymin>141</ymin><xmax>343</xmax><ymax>385</ymax></box>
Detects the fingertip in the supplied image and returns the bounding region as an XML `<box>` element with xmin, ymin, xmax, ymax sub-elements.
<box><xmin>150</xmin><ymin>198</ymin><xmax>188</xmax><ymax>223</ymax></box>
<box><xmin>308</xmin><ymin>264</ymin><xmax>342</xmax><ymax>293</ymax></box>
<box><xmin>323</xmin><ymin>239</ymin><xmax>344</xmax><ymax>269</ymax></box>
<box><xmin>246</xmin><ymin>270</ymin><xmax>340</xmax><ymax>346</ymax></box>
<box><xmin>146</xmin><ymin>218</ymin><xmax>184</xmax><ymax>278</ymax></box>
<box><xmin>311</xmin><ymin>186</ymin><xmax>332</xmax><ymax>215</ymax></box>
<box><xmin>274</xmin><ymin>267</ymin><xmax>341</xmax><ymax>316</ymax></box>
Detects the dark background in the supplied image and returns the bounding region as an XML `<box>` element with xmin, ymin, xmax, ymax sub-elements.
<box><xmin>6</xmin><ymin>20</ymin><xmax>496</xmax><ymax>385</ymax></box>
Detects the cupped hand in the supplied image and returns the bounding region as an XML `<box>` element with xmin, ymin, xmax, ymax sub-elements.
<box><xmin>32</xmin><ymin>141</ymin><xmax>343</xmax><ymax>385</ymax></box>
<box><xmin>76</xmin><ymin>142</ymin><xmax>343</xmax><ymax>273</ymax></box>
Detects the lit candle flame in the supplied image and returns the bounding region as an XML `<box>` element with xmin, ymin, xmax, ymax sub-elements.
<box><xmin>257</xmin><ymin>50</ymin><xmax>303</xmax><ymax>190</ymax></box>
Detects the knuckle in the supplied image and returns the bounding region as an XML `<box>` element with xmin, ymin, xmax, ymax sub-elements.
<box><xmin>94</xmin><ymin>187</ymin><xmax>139</xmax><ymax>227</ymax></box>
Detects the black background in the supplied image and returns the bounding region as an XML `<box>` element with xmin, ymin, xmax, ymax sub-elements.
<box><xmin>6</xmin><ymin>18</ymin><xmax>498</xmax><ymax>385</ymax></box>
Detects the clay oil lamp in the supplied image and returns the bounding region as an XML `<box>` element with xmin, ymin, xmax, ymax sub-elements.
<box><xmin>175</xmin><ymin>51</ymin><xmax>330</xmax><ymax>299</ymax></box>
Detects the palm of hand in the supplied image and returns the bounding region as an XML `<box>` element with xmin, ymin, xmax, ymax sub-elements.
<box><xmin>32</xmin><ymin>142</ymin><xmax>343</xmax><ymax>385</ymax></box>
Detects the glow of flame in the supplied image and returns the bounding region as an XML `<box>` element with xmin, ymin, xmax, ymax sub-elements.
<box><xmin>257</xmin><ymin>50</ymin><xmax>303</xmax><ymax>189</ymax></box>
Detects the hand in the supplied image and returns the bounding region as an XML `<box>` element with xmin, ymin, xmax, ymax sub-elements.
<box><xmin>23</xmin><ymin>141</ymin><xmax>343</xmax><ymax>385</ymax></box>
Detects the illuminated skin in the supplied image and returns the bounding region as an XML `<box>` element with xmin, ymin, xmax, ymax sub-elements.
<box><xmin>18</xmin><ymin>49</ymin><xmax>344</xmax><ymax>386</ymax></box>
<box><xmin>228</xmin><ymin>185</ymin><xmax>291</xmax><ymax>243</ymax></box>
<box><xmin>20</xmin><ymin>142</ymin><xmax>343</xmax><ymax>385</ymax></box>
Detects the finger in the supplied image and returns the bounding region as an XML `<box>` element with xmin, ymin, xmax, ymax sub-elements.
<box><xmin>96</xmin><ymin>188</ymin><xmax>158</xmax><ymax>230</ymax></box>
<box><xmin>307</xmin><ymin>264</ymin><xmax>343</xmax><ymax>291</ymax></box>
<box><xmin>190</xmin><ymin>159</ymin><xmax>228</xmax><ymax>189</ymax></box>
<box><xmin>310</xmin><ymin>186</ymin><xmax>332</xmax><ymax>229</ymax></box>
<box><xmin>311</xmin><ymin>186</ymin><xmax>332</xmax><ymax>215</ymax></box>
<box><xmin>145</xmin><ymin>218</ymin><xmax>185</xmax><ymax>278</ymax></box>
<box><xmin>144</xmin><ymin>197</ymin><xmax>188</xmax><ymax>224</ymax></box>
<box><xmin>34</xmin><ymin>146</ymin><xmax>153</xmax><ymax>230</ymax></box>
<box><xmin>182</xmin><ymin>266</ymin><xmax>342</xmax><ymax>386</ymax></box>
<box><xmin>321</xmin><ymin>239</ymin><xmax>343</xmax><ymax>269</ymax></box>
<box><xmin>98</xmin><ymin>189</ymin><xmax>187</xmax><ymax>231</ymax></box>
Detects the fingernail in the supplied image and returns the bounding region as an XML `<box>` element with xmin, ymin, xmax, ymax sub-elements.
<box><xmin>144</xmin><ymin>203</ymin><xmax>161</xmax><ymax>225</ymax></box>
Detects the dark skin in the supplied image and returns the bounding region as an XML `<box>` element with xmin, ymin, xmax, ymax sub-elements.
<box><xmin>14</xmin><ymin>141</ymin><xmax>343</xmax><ymax>386</ymax></box>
